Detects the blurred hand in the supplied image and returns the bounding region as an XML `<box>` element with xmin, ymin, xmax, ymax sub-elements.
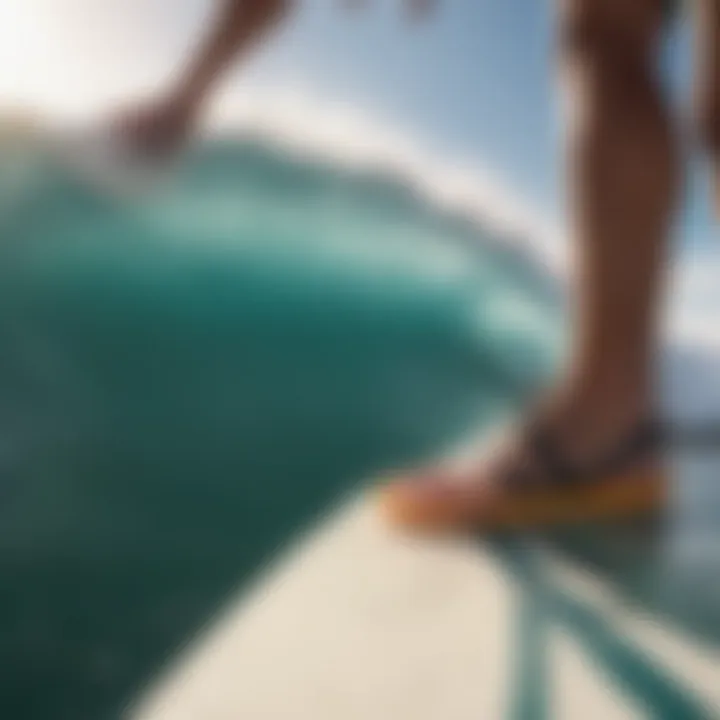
<box><xmin>114</xmin><ymin>94</ymin><xmax>200</xmax><ymax>161</ymax></box>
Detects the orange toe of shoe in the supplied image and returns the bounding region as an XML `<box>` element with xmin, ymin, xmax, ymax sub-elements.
<box><xmin>376</xmin><ymin>466</ymin><xmax>668</xmax><ymax>535</ymax></box>
<box><xmin>376</xmin><ymin>475</ymin><xmax>493</xmax><ymax>532</ymax></box>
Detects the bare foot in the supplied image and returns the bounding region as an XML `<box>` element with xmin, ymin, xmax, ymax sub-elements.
<box><xmin>377</xmin><ymin>392</ymin><xmax>667</xmax><ymax>533</ymax></box>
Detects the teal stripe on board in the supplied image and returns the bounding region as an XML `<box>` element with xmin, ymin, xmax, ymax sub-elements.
<box><xmin>507</xmin><ymin>544</ymin><xmax>551</xmax><ymax>720</ymax></box>
<box><xmin>491</xmin><ymin>541</ymin><xmax>713</xmax><ymax>720</ymax></box>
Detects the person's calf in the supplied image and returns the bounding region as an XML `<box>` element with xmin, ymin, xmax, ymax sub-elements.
<box><xmin>558</xmin><ymin>0</ymin><xmax>675</xmax><ymax>422</ymax></box>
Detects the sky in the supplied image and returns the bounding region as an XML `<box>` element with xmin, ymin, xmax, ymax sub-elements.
<box><xmin>0</xmin><ymin>0</ymin><xmax>718</xmax><ymax>345</ymax></box>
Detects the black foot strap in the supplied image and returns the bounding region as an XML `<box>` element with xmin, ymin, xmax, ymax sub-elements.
<box><xmin>506</xmin><ymin>418</ymin><xmax>666</xmax><ymax>488</ymax></box>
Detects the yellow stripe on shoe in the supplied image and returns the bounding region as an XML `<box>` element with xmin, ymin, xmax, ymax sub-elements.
<box><xmin>377</xmin><ymin>466</ymin><xmax>667</xmax><ymax>534</ymax></box>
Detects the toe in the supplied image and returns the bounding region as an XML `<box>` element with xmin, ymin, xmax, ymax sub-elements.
<box><xmin>377</xmin><ymin>465</ymin><xmax>495</xmax><ymax>532</ymax></box>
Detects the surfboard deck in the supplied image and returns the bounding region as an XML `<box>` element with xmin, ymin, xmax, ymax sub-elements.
<box><xmin>132</xmin><ymin>445</ymin><xmax>720</xmax><ymax>720</ymax></box>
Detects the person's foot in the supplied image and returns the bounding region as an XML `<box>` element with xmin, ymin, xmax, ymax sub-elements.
<box><xmin>377</xmin><ymin>389</ymin><xmax>668</xmax><ymax>533</ymax></box>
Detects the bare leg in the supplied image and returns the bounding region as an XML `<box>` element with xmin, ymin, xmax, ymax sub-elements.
<box><xmin>694</xmin><ymin>0</ymin><xmax>720</xmax><ymax>214</ymax></box>
<box><xmin>379</xmin><ymin>0</ymin><xmax>679</xmax><ymax>531</ymax></box>
<box><xmin>551</xmin><ymin>0</ymin><xmax>678</xmax><ymax>451</ymax></box>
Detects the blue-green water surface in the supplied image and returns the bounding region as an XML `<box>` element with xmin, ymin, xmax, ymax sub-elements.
<box><xmin>0</xmin><ymin>138</ymin><xmax>559</xmax><ymax>719</ymax></box>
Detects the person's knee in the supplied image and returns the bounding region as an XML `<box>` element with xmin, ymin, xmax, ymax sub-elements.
<box><xmin>247</xmin><ymin>0</ymin><xmax>292</xmax><ymax>23</ymax></box>
<box><xmin>560</xmin><ymin>0</ymin><xmax>663</xmax><ymax>69</ymax></box>
<box><xmin>694</xmin><ymin>0</ymin><xmax>720</xmax><ymax>157</ymax></box>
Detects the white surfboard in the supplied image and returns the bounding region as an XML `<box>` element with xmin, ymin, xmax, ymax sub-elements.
<box><xmin>129</xmin><ymin>350</ymin><xmax>720</xmax><ymax>720</ymax></box>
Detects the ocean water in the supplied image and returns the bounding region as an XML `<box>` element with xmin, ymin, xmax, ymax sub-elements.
<box><xmin>0</xmin><ymin>136</ymin><xmax>560</xmax><ymax>719</ymax></box>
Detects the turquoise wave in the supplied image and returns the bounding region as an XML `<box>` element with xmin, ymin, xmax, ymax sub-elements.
<box><xmin>0</xmin><ymin>137</ymin><xmax>559</xmax><ymax>719</ymax></box>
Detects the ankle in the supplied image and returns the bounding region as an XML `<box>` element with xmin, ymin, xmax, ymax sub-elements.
<box><xmin>548</xmin><ymin>379</ymin><xmax>654</xmax><ymax>437</ymax></box>
<box><xmin>563</xmin><ymin>364</ymin><xmax>655</xmax><ymax>414</ymax></box>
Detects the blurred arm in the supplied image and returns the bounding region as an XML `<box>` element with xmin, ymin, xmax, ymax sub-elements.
<box><xmin>172</xmin><ymin>0</ymin><xmax>292</xmax><ymax>110</ymax></box>
<box><xmin>116</xmin><ymin>0</ymin><xmax>435</xmax><ymax>156</ymax></box>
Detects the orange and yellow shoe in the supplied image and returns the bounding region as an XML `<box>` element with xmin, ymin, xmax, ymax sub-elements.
<box><xmin>377</xmin><ymin>419</ymin><xmax>668</xmax><ymax>534</ymax></box>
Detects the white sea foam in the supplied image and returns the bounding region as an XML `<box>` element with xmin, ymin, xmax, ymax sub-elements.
<box><xmin>210</xmin><ymin>89</ymin><xmax>565</xmax><ymax>276</ymax></box>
